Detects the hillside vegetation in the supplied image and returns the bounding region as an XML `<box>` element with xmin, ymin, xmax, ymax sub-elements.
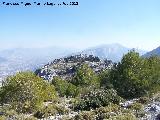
<box><xmin>0</xmin><ymin>50</ymin><xmax>160</xmax><ymax>120</ymax></box>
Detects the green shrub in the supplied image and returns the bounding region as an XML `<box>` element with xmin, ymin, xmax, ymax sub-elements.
<box><xmin>138</xmin><ymin>97</ymin><xmax>150</xmax><ymax>104</ymax></box>
<box><xmin>74</xmin><ymin>111</ymin><xmax>96</xmax><ymax>120</ymax></box>
<box><xmin>77</xmin><ymin>86</ymin><xmax>96</xmax><ymax>97</ymax></box>
<box><xmin>34</xmin><ymin>104</ymin><xmax>69</xmax><ymax>119</ymax></box>
<box><xmin>24</xmin><ymin>116</ymin><xmax>37</xmax><ymax>120</ymax></box>
<box><xmin>74</xmin><ymin>89</ymin><xmax>121</xmax><ymax>111</ymax></box>
<box><xmin>15</xmin><ymin>115</ymin><xmax>37</xmax><ymax>120</ymax></box>
<box><xmin>62</xmin><ymin>115</ymin><xmax>73</xmax><ymax>120</ymax></box>
<box><xmin>96</xmin><ymin>104</ymin><xmax>120</xmax><ymax>114</ymax></box>
<box><xmin>34</xmin><ymin>104</ymin><xmax>57</xmax><ymax>119</ymax></box>
<box><xmin>127</xmin><ymin>102</ymin><xmax>145</xmax><ymax>118</ymax></box>
<box><xmin>66</xmin><ymin>83</ymin><xmax>80</xmax><ymax>97</ymax></box>
<box><xmin>0</xmin><ymin>72</ymin><xmax>57</xmax><ymax>113</ymax></box>
<box><xmin>153</xmin><ymin>93</ymin><xmax>160</xmax><ymax>102</ymax></box>
<box><xmin>98</xmin><ymin>70</ymin><xmax>113</xmax><ymax>89</ymax></box>
<box><xmin>95</xmin><ymin>104</ymin><xmax>120</xmax><ymax>119</ymax></box>
<box><xmin>55</xmin><ymin>105</ymin><xmax>69</xmax><ymax>115</ymax></box>
<box><xmin>135</xmin><ymin>111</ymin><xmax>146</xmax><ymax>118</ymax></box>
<box><xmin>0</xmin><ymin>116</ymin><xmax>6</xmax><ymax>120</ymax></box>
<box><xmin>110</xmin><ymin>51</ymin><xmax>160</xmax><ymax>99</ymax></box>
<box><xmin>71</xmin><ymin>64</ymin><xmax>99</xmax><ymax>87</ymax></box>
<box><xmin>108</xmin><ymin>113</ymin><xmax>137</xmax><ymax>120</ymax></box>
<box><xmin>128</xmin><ymin>103</ymin><xmax>143</xmax><ymax>112</ymax></box>
<box><xmin>52</xmin><ymin>77</ymin><xmax>79</xmax><ymax>97</ymax></box>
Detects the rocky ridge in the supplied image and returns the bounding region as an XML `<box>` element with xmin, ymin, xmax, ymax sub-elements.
<box><xmin>35</xmin><ymin>54</ymin><xmax>113</xmax><ymax>81</ymax></box>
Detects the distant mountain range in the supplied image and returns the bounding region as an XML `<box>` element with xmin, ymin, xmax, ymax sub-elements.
<box><xmin>0</xmin><ymin>43</ymin><xmax>148</xmax><ymax>79</ymax></box>
<box><xmin>78</xmin><ymin>43</ymin><xmax>147</xmax><ymax>62</ymax></box>
<box><xmin>0</xmin><ymin>47</ymin><xmax>76</xmax><ymax>78</ymax></box>
<box><xmin>143</xmin><ymin>46</ymin><xmax>160</xmax><ymax>58</ymax></box>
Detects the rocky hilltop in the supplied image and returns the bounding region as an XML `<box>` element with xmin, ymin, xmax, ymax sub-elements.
<box><xmin>35</xmin><ymin>54</ymin><xmax>113</xmax><ymax>81</ymax></box>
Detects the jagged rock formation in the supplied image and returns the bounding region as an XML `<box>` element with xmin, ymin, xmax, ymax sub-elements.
<box><xmin>35</xmin><ymin>54</ymin><xmax>113</xmax><ymax>81</ymax></box>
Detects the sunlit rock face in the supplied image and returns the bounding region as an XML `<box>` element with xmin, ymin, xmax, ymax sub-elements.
<box><xmin>35</xmin><ymin>54</ymin><xmax>113</xmax><ymax>81</ymax></box>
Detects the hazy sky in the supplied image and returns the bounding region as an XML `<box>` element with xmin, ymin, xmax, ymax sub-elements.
<box><xmin>0</xmin><ymin>0</ymin><xmax>160</xmax><ymax>51</ymax></box>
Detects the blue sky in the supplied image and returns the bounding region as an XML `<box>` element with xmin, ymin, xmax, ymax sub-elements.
<box><xmin>0</xmin><ymin>0</ymin><xmax>160</xmax><ymax>51</ymax></box>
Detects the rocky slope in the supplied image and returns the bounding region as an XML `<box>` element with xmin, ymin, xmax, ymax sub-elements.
<box><xmin>35</xmin><ymin>54</ymin><xmax>113</xmax><ymax>81</ymax></box>
<box><xmin>143</xmin><ymin>46</ymin><xmax>160</xmax><ymax>58</ymax></box>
